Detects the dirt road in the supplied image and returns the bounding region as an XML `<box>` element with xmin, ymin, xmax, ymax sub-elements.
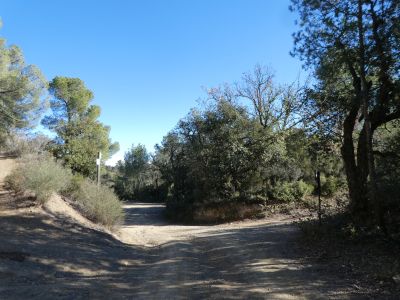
<box><xmin>0</xmin><ymin>192</ymin><xmax>371</xmax><ymax>300</ymax></box>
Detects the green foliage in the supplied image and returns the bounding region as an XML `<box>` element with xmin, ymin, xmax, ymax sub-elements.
<box><xmin>296</xmin><ymin>180</ymin><xmax>314</xmax><ymax>199</ymax></box>
<box><xmin>156</xmin><ymin>97</ymin><xmax>316</xmax><ymax>221</ymax></box>
<box><xmin>291</xmin><ymin>0</ymin><xmax>400</xmax><ymax>222</ymax></box>
<box><xmin>0</xmin><ymin>35</ymin><xmax>47</xmax><ymax>142</ymax></box>
<box><xmin>114</xmin><ymin>144</ymin><xmax>166</xmax><ymax>201</ymax></box>
<box><xmin>144</xmin><ymin>66</ymin><xmax>346</xmax><ymax>222</ymax></box>
<box><xmin>373</xmin><ymin>121</ymin><xmax>400</xmax><ymax>232</ymax></box>
<box><xmin>270</xmin><ymin>180</ymin><xmax>313</xmax><ymax>203</ymax></box>
<box><xmin>109</xmin><ymin>65</ymin><xmax>347</xmax><ymax>223</ymax></box>
<box><xmin>321</xmin><ymin>176</ymin><xmax>343</xmax><ymax>197</ymax></box>
<box><xmin>72</xmin><ymin>179</ymin><xmax>124</xmax><ymax>228</ymax></box>
<box><xmin>270</xmin><ymin>182</ymin><xmax>295</xmax><ymax>203</ymax></box>
<box><xmin>6</xmin><ymin>153</ymin><xmax>124</xmax><ymax>227</ymax></box>
<box><xmin>120</xmin><ymin>144</ymin><xmax>149</xmax><ymax>177</ymax></box>
<box><xmin>62</xmin><ymin>173</ymin><xmax>85</xmax><ymax>196</ymax></box>
<box><xmin>42</xmin><ymin>76</ymin><xmax>119</xmax><ymax>177</ymax></box>
<box><xmin>6</xmin><ymin>155</ymin><xmax>72</xmax><ymax>204</ymax></box>
<box><xmin>160</xmin><ymin>100</ymin><xmax>267</xmax><ymax>205</ymax></box>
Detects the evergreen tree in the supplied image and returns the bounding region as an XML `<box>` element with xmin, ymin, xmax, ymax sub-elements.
<box><xmin>42</xmin><ymin>77</ymin><xmax>119</xmax><ymax>177</ymax></box>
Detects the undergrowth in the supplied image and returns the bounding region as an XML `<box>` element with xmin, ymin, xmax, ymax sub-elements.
<box><xmin>6</xmin><ymin>154</ymin><xmax>124</xmax><ymax>228</ymax></box>
<box><xmin>72</xmin><ymin>179</ymin><xmax>125</xmax><ymax>228</ymax></box>
<box><xmin>5</xmin><ymin>155</ymin><xmax>72</xmax><ymax>204</ymax></box>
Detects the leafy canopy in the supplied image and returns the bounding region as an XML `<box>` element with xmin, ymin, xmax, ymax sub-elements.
<box><xmin>42</xmin><ymin>76</ymin><xmax>119</xmax><ymax>177</ymax></box>
<box><xmin>0</xmin><ymin>32</ymin><xmax>47</xmax><ymax>142</ymax></box>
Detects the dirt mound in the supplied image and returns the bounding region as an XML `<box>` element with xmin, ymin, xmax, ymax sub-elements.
<box><xmin>43</xmin><ymin>194</ymin><xmax>123</xmax><ymax>241</ymax></box>
<box><xmin>0</xmin><ymin>155</ymin><xmax>120</xmax><ymax>241</ymax></box>
<box><xmin>44</xmin><ymin>194</ymin><xmax>101</xmax><ymax>230</ymax></box>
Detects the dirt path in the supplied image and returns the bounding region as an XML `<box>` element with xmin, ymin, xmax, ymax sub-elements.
<box><xmin>0</xmin><ymin>156</ymin><xmax>368</xmax><ymax>299</ymax></box>
<box><xmin>1</xmin><ymin>194</ymin><xmax>371</xmax><ymax>299</ymax></box>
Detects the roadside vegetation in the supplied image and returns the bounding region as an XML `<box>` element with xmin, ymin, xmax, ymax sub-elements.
<box><xmin>0</xmin><ymin>0</ymin><xmax>398</xmax><ymax>281</ymax></box>
<box><xmin>70</xmin><ymin>178</ymin><xmax>124</xmax><ymax>227</ymax></box>
<box><xmin>0</xmin><ymin>1</ymin><xmax>399</xmax><ymax>296</ymax></box>
<box><xmin>5</xmin><ymin>154</ymin><xmax>72</xmax><ymax>204</ymax></box>
<box><xmin>5</xmin><ymin>153</ymin><xmax>124</xmax><ymax>228</ymax></box>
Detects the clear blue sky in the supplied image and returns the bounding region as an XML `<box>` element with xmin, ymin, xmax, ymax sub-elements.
<box><xmin>1</xmin><ymin>0</ymin><xmax>303</xmax><ymax>164</ymax></box>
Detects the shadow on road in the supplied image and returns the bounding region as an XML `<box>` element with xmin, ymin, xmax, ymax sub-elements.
<box><xmin>123</xmin><ymin>203</ymin><xmax>168</xmax><ymax>226</ymax></box>
<box><xmin>0</xmin><ymin>199</ymin><xmax>370</xmax><ymax>299</ymax></box>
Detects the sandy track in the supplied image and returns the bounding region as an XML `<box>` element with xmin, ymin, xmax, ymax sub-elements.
<box><xmin>118</xmin><ymin>203</ymin><xmax>291</xmax><ymax>247</ymax></box>
<box><xmin>0</xmin><ymin>197</ymin><xmax>368</xmax><ymax>299</ymax></box>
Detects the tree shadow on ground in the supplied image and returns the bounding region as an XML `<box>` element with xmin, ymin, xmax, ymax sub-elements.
<box><xmin>297</xmin><ymin>214</ymin><xmax>400</xmax><ymax>298</ymax></box>
<box><xmin>123</xmin><ymin>203</ymin><xmax>169</xmax><ymax>226</ymax></box>
<box><xmin>0</xmin><ymin>191</ymin><xmax>36</xmax><ymax>210</ymax></box>
<box><xmin>0</xmin><ymin>201</ymin><xmax>382</xmax><ymax>299</ymax></box>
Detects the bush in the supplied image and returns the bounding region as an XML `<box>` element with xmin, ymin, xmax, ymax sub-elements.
<box><xmin>62</xmin><ymin>173</ymin><xmax>85</xmax><ymax>196</ymax></box>
<box><xmin>5</xmin><ymin>155</ymin><xmax>72</xmax><ymax>204</ymax></box>
<box><xmin>270</xmin><ymin>180</ymin><xmax>313</xmax><ymax>202</ymax></box>
<box><xmin>321</xmin><ymin>176</ymin><xmax>341</xmax><ymax>197</ymax></box>
<box><xmin>294</xmin><ymin>180</ymin><xmax>314</xmax><ymax>199</ymax></box>
<box><xmin>270</xmin><ymin>182</ymin><xmax>295</xmax><ymax>202</ymax></box>
<box><xmin>5</xmin><ymin>154</ymin><xmax>124</xmax><ymax>228</ymax></box>
<box><xmin>1</xmin><ymin>132</ymin><xmax>50</xmax><ymax>157</ymax></box>
<box><xmin>5</xmin><ymin>166</ymin><xmax>25</xmax><ymax>193</ymax></box>
<box><xmin>72</xmin><ymin>180</ymin><xmax>124</xmax><ymax>228</ymax></box>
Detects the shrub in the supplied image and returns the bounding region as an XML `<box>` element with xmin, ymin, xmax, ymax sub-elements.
<box><xmin>4</xmin><ymin>166</ymin><xmax>25</xmax><ymax>193</ymax></box>
<box><xmin>6</xmin><ymin>155</ymin><xmax>72</xmax><ymax>204</ymax></box>
<box><xmin>5</xmin><ymin>154</ymin><xmax>124</xmax><ymax>228</ymax></box>
<box><xmin>321</xmin><ymin>176</ymin><xmax>341</xmax><ymax>197</ymax></box>
<box><xmin>62</xmin><ymin>173</ymin><xmax>85</xmax><ymax>196</ymax></box>
<box><xmin>72</xmin><ymin>180</ymin><xmax>124</xmax><ymax>228</ymax></box>
<box><xmin>270</xmin><ymin>182</ymin><xmax>295</xmax><ymax>202</ymax></box>
<box><xmin>270</xmin><ymin>180</ymin><xmax>313</xmax><ymax>202</ymax></box>
<box><xmin>1</xmin><ymin>133</ymin><xmax>50</xmax><ymax>156</ymax></box>
<box><xmin>294</xmin><ymin>180</ymin><xmax>314</xmax><ymax>199</ymax></box>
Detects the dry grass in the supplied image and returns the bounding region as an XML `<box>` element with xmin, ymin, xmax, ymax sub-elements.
<box><xmin>5</xmin><ymin>155</ymin><xmax>72</xmax><ymax>204</ymax></box>
<box><xmin>72</xmin><ymin>179</ymin><xmax>124</xmax><ymax>228</ymax></box>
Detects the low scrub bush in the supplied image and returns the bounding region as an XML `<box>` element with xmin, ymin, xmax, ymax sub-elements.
<box><xmin>294</xmin><ymin>180</ymin><xmax>314</xmax><ymax>199</ymax></box>
<box><xmin>62</xmin><ymin>173</ymin><xmax>85</xmax><ymax>196</ymax></box>
<box><xmin>72</xmin><ymin>180</ymin><xmax>124</xmax><ymax>228</ymax></box>
<box><xmin>321</xmin><ymin>176</ymin><xmax>343</xmax><ymax>197</ymax></box>
<box><xmin>1</xmin><ymin>133</ymin><xmax>50</xmax><ymax>157</ymax></box>
<box><xmin>270</xmin><ymin>180</ymin><xmax>314</xmax><ymax>202</ymax></box>
<box><xmin>5</xmin><ymin>155</ymin><xmax>72</xmax><ymax>204</ymax></box>
<box><xmin>5</xmin><ymin>154</ymin><xmax>124</xmax><ymax>228</ymax></box>
<box><xmin>5</xmin><ymin>167</ymin><xmax>25</xmax><ymax>194</ymax></box>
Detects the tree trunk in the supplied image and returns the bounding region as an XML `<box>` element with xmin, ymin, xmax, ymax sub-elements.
<box><xmin>341</xmin><ymin>117</ymin><xmax>368</xmax><ymax>216</ymax></box>
<box><xmin>357</xmin><ymin>0</ymin><xmax>379</xmax><ymax>224</ymax></box>
<box><xmin>356</xmin><ymin>126</ymin><xmax>369</xmax><ymax>195</ymax></box>
<box><xmin>341</xmin><ymin>101</ymin><xmax>368</xmax><ymax>215</ymax></box>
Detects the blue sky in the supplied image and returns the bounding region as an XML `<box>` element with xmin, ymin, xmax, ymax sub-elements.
<box><xmin>1</xmin><ymin>0</ymin><xmax>303</xmax><ymax>164</ymax></box>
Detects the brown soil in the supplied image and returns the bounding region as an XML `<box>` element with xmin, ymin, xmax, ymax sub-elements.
<box><xmin>0</xmin><ymin>157</ymin><xmax>384</xmax><ymax>299</ymax></box>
